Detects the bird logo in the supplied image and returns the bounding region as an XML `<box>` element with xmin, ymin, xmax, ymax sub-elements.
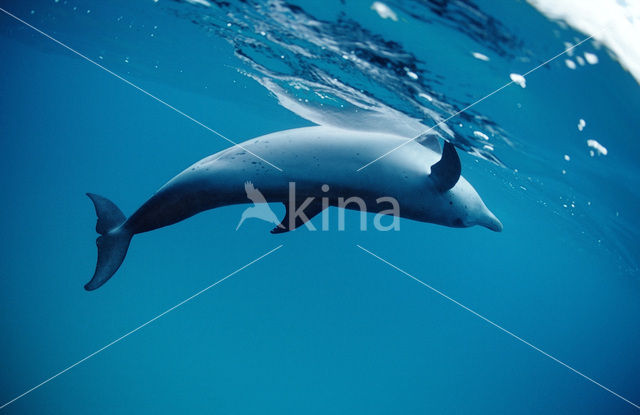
<box><xmin>236</xmin><ymin>181</ymin><xmax>283</xmax><ymax>230</ymax></box>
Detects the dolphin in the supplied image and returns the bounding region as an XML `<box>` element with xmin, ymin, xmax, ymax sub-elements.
<box><xmin>85</xmin><ymin>126</ymin><xmax>502</xmax><ymax>290</ymax></box>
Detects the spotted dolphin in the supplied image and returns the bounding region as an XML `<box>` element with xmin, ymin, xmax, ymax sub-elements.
<box><xmin>85</xmin><ymin>126</ymin><xmax>502</xmax><ymax>290</ymax></box>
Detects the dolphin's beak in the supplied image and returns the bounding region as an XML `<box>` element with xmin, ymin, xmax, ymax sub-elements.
<box><xmin>479</xmin><ymin>209</ymin><xmax>503</xmax><ymax>232</ymax></box>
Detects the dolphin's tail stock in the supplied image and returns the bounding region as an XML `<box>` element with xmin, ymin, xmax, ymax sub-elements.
<box><xmin>85</xmin><ymin>193</ymin><xmax>133</xmax><ymax>291</ymax></box>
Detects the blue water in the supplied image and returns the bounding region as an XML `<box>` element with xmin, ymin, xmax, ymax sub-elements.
<box><xmin>1</xmin><ymin>0</ymin><xmax>639</xmax><ymax>413</ymax></box>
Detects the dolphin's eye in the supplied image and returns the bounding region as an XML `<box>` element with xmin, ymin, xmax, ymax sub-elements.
<box><xmin>453</xmin><ymin>218</ymin><xmax>463</xmax><ymax>227</ymax></box>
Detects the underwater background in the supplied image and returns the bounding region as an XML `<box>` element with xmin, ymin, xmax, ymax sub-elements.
<box><xmin>1</xmin><ymin>0</ymin><xmax>639</xmax><ymax>413</ymax></box>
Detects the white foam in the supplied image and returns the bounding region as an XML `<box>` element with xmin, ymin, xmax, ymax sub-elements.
<box><xmin>587</xmin><ymin>139</ymin><xmax>608</xmax><ymax>155</ymax></box>
<box><xmin>578</xmin><ymin>118</ymin><xmax>586</xmax><ymax>131</ymax></box>
<box><xmin>419</xmin><ymin>93</ymin><xmax>433</xmax><ymax>102</ymax></box>
<box><xmin>472</xmin><ymin>52</ymin><xmax>490</xmax><ymax>61</ymax></box>
<box><xmin>528</xmin><ymin>0</ymin><xmax>640</xmax><ymax>83</ymax></box>
<box><xmin>564</xmin><ymin>154</ymin><xmax>571</xmax><ymax>161</ymax></box>
<box><xmin>405</xmin><ymin>69</ymin><xmax>418</xmax><ymax>80</ymax></box>
<box><xmin>576</xmin><ymin>55</ymin><xmax>585</xmax><ymax>65</ymax></box>
<box><xmin>474</xmin><ymin>131</ymin><xmax>489</xmax><ymax>140</ymax></box>
<box><xmin>510</xmin><ymin>73</ymin><xmax>527</xmax><ymax>88</ymax></box>
<box><xmin>584</xmin><ymin>52</ymin><xmax>599</xmax><ymax>65</ymax></box>
<box><xmin>565</xmin><ymin>59</ymin><xmax>577</xmax><ymax>69</ymax></box>
<box><xmin>371</xmin><ymin>2</ymin><xmax>398</xmax><ymax>21</ymax></box>
<box><xmin>563</xmin><ymin>42</ymin><xmax>575</xmax><ymax>56</ymax></box>
<box><xmin>185</xmin><ymin>0</ymin><xmax>211</xmax><ymax>6</ymax></box>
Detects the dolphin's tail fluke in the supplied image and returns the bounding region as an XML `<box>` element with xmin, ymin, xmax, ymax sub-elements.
<box><xmin>85</xmin><ymin>193</ymin><xmax>133</xmax><ymax>291</ymax></box>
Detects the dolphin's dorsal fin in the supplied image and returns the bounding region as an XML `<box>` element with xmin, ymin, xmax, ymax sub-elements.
<box><xmin>271</xmin><ymin>199</ymin><xmax>325</xmax><ymax>234</ymax></box>
<box><xmin>430</xmin><ymin>141</ymin><xmax>461</xmax><ymax>192</ymax></box>
<box><xmin>416</xmin><ymin>132</ymin><xmax>441</xmax><ymax>154</ymax></box>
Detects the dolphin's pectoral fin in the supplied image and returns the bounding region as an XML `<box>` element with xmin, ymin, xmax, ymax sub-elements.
<box><xmin>271</xmin><ymin>199</ymin><xmax>325</xmax><ymax>234</ymax></box>
<box><xmin>429</xmin><ymin>141</ymin><xmax>461</xmax><ymax>192</ymax></box>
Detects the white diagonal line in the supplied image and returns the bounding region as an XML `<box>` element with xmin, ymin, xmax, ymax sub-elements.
<box><xmin>356</xmin><ymin>244</ymin><xmax>639</xmax><ymax>410</ymax></box>
<box><xmin>0</xmin><ymin>7</ymin><xmax>283</xmax><ymax>172</ymax></box>
<box><xmin>356</xmin><ymin>31</ymin><xmax>601</xmax><ymax>171</ymax></box>
<box><xmin>0</xmin><ymin>244</ymin><xmax>283</xmax><ymax>411</ymax></box>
